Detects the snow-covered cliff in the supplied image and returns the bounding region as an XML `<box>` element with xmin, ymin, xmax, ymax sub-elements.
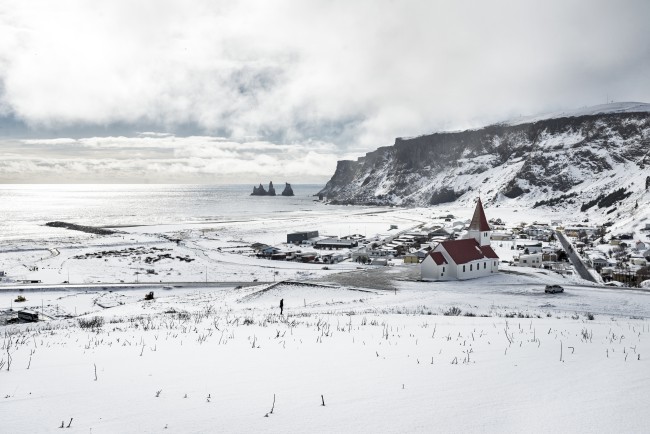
<box><xmin>319</xmin><ymin>103</ymin><xmax>650</xmax><ymax>218</ymax></box>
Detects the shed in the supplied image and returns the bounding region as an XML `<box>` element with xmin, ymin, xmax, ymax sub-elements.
<box><xmin>404</xmin><ymin>254</ymin><xmax>419</xmax><ymax>264</ymax></box>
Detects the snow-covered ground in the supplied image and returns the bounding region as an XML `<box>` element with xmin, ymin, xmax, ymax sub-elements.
<box><xmin>0</xmin><ymin>206</ymin><xmax>431</xmax><ymax>285</ymax></box>
<box><xmin>1</xmin><ymin>276</ymin><xmax>649</xmax><ymax>433</ymax></box>
<box><xmin>2</xmin><ymin>204</ymin><xmax>650</xmax><ymax>433</ymax></box>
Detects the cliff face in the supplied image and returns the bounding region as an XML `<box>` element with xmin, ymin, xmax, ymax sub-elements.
<box><xmin>319</xmin><ymin>108</ymin><xmax>650</xmax><ymax>215</ymax></box>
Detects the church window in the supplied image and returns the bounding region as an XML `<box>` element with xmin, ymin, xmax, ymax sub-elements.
<box><xmin>463</xmin><ymin>265</ymin><xmax>466</xmax><ymax>272</ymax></box>
<box><xmin>470</xmin><ymin>264</ymin><xmax>473</xmax><ymax>271</ymax></box>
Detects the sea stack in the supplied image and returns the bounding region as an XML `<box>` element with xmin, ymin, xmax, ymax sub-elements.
<box><xmin>251</xmin><ymin>181</ymin><xmax>292</xmax><ymax>196</ymax></box>
<box><xmin>281</xmin><ymin>183</ymin><xmax>295</xmax><ymax>196</ymax></box>
<box><xmin>251</xmin><ymin>183</ymin><xmax>267</xmax><ymax>196</ymax></box>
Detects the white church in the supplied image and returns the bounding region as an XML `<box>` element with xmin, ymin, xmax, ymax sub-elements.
<box><xmin>421</xmin><ymin>198</ymin><xmax>499</xmax><ymax>281</ymax></box>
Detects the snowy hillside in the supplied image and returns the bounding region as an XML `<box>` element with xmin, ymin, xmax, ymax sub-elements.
<box><xmin>319</xmin><ymin>103</ymin><xmax>650</xmax><ymax>227</ymax></box>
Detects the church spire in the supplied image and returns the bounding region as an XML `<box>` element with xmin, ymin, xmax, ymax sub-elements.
<box><xmin>468</xmin><ymin>198</ymin><xmax>490</xmax><ymax>232</ymax></box>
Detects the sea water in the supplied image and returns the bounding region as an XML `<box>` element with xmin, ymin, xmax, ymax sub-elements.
<box><xmin>0</xmin><ymin>184</ymin><xmax>331</xmax><ymax>241</ymax></box>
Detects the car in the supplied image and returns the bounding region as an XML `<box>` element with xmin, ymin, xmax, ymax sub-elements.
<box><xmin>545</xmin><ymin>284</ymin><xmax>564</xmax><ymax>294</ymax></box>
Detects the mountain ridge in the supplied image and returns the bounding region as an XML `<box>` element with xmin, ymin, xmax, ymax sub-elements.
<box><xmin>319</xmin><ymin>103</ymin><xmax>650</xmax><ymax>222</ymax></box>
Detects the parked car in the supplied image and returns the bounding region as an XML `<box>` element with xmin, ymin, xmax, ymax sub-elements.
<box><xmin>545</xmin><ymin>284</ymin><xmax>564</xmax><ymax>294</ymax></box>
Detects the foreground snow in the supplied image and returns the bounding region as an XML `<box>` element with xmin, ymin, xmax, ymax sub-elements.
<box><xmin>1</xmin><ymin>278</ymin><xmax>649</xmax><ymax>433</ymax></box>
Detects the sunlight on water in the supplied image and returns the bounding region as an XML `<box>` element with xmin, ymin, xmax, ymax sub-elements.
<box><xmin>0</xmin><ymin>184</ymin><xmax>327</xmax><ymax>241</ymax></box>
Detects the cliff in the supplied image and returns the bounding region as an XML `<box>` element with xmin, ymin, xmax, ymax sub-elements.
<box><xmin>319</xmin><ymin>103</ymin><xmax>650</xmax><ymax>216</ymax></box>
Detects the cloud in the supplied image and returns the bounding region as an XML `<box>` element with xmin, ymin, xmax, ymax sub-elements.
<box><xmin>0</xmin><ymin>0</ymin><xmax>649</xmax><ymax>182</ymax></box>
<box><xmin>0</xmin><ymin>135</ymin><xmax>338</xmax><ymax>183</ymax></box>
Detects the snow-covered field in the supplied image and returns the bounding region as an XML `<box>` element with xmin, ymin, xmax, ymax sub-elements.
<box><xmin>2</xmin><ymin>204</ymin><xmax>650</xmax><ymax>433</ymax></box>
<box><xmin>1</xmin><ymin>277</ymin><xmax>649</xmax><ymax>433</ymax></box>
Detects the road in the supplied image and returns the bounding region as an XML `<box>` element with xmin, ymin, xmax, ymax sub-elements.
<box><xmin>555</xmin><ymin>231</ymin><xmax>598</xmax><ymax>283</ymax></box>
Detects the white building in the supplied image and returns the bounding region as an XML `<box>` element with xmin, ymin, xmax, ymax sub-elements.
<box><xmin>517</xmin><ymin>253</ymin><xmax>543</xmax><ymax>268</ymax></box>
<box><xmin>421</xmin><ymin>198</ymin><xmax>499</xmax><ymax>281</ymax></box>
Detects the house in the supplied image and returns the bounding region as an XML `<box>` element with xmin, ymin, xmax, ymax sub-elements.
<box><xmin>542</xmin><ymin>251</ymin><xmax>558</xmax><ymax>262</ymax></box>
<box><xmin>301</xmin><ymin>236</ymin><xmax>328</xmax><ymax>246</ymax></box>
<box><xmin>585</xmin><ymin>251</ymin><xmax>609</xmax><ymax>269</ymax></box>
<box><xmin>491</xmin><ymin>232</ymin><xmax>513</xmax><ymax>241</ymax></box>
<box><xmin>518</xmin><ymin>244</ymin><xmax>543</xmax><ymax>254</ymax></box>
<box><xmin>287</xmin><ymin>231</ymin><xmax>319</xmax><ymax>244</ymax></box>
<box><xmin>414</xmin><ymin>250</ymin><xmax>429</xmax><ymax>260</ymax></box>
<box><xmin>630</xmin><ymin>256</ymin><xmax>648</xmax><ymax>266</ymax></box>
<box><xmin>517</xmin><ymin>253</ymin><xmax>543</xmax><ymax>268</ymax></box>
<box><xmin>591</xmin><ymin>257</ymin><xmax>609</xmax><ymax>269</ymax></box>
<box><xmin>351</xmin><ymin>247</ymin><xmax>397</xmax><ymax>262</ymax></box>
<box><xmin>314</xmin><ymin>238</ymin><xmax>358</xmax><ymax>249</ymax></box>
<box><xmin>295</xmin><ymin>252</ymin><xmax>318</xmax><ymax>262</ymax></box>
<box><xmin>322</xmin><ymin>253</ymin><xmax>348</xmax><ymax>264</ymax></box>
<box><xmin>257</xmin><ymin>246</ymin><xmax>281</xmax><ymax>258</ymax></box>
<box><xmin>421</xmin><ymin>198</ymin><xmax>499</xmax><ymax>281</ymax></box>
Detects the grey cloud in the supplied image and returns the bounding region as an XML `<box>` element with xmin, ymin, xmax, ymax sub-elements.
<box><xmin>0</xmin><ymin>0</ymin><xmax>649</xmax><ymax>183</ymax></box>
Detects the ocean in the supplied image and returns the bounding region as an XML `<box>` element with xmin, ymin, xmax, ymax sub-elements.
<box><xmin>0</xmin><ymin>184</ymin><xmax>332</xmax><ymax>241</ymax></box>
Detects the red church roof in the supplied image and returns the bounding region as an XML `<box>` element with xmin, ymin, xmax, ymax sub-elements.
<box><xmin>428</xmin><ymin>251</ymin><xmax>448</xmax><ymax>265</ymax></box>
<box><xmin>439</xmin><ymin>238</ymin><xmax>499</xmax><ymax>265</ymax></box>
<box><xmin>468</xmin><ymin>198</ymin><xmax>491</xmax><ymax>232</ymax></box>
<box><xmin>480</xmin><ymin>245</ymin><xmax>499</xmax><ymax>259</ymax></box>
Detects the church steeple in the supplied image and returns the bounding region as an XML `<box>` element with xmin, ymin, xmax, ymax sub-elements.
<box><xmin>467</xmin><ymin>198</ymin><xmax>491</xmax><ymax>246</ymax></box>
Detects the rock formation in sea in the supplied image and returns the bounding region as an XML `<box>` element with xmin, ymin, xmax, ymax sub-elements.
<box><xmin>251</xmin><ymin>183</ymin><xmax>267</xmax><ymax>196</ymax></box>
<box><xmin>251</xmin><ymin>181</ymin><xmax>282</xmax><ymax>196</ymax></box>
<box><xmin>281</xmin><ymin>183</ymin><xmax>294</xmax><ymax>196</ymax></box>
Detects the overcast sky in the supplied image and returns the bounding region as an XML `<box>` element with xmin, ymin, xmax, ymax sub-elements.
<box><xmin>1</xmin><ymin>0</ymin><xmax>649</xmax><ymax>183</ymax></box>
